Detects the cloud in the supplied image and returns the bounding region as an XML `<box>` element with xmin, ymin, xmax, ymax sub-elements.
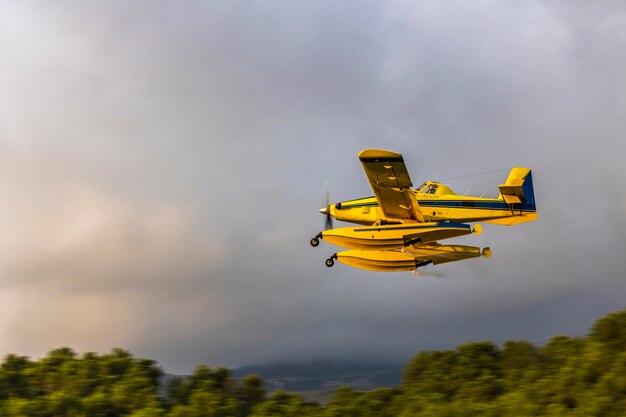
<box><xmin>1</xmin><ymin>1</ymin><xmax>626</xmax><ymax>372</ymax></box>
<box><xmin>0</xmin><ymin>153</ymin><xmax>229</xmax><ymax>358</ymax></box>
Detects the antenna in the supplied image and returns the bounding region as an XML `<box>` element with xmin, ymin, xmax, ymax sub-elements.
<box><xmin>438</xmin><ymin>167</ymin><xmax>510</xmax><ymax>182</ymax></box>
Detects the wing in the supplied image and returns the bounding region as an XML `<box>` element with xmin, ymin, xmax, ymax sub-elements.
<box><xmin>358</xmin><ymin>149</ymin><xmax>425</xmax><ymax>222</ymax></box>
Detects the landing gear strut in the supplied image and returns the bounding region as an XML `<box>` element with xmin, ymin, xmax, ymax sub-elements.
<box><xmin>310</xmin><ymin>233</ymin><xmax>322</xmax><ymax>247</ymax></box>
<box><xmin>325</xmin><ymin>253</ymin><xmax>337</xmax><ymax>267</ymax></box>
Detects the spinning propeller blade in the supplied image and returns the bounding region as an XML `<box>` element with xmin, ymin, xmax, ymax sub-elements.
<box><xmin>321</xmin><ymin>184</ymin><xmax>333</xmax><ymax>230</ymax></box>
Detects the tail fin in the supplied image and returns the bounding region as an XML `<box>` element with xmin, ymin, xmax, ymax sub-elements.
<box><xmin>498</xmin><ymin>167</ymin><xmax>536</xmax><ymax>210</ymax></box>
<box><xmin>487</xmin><ymin>167</ymin><xmax>537</xmax><ymax>225</ymax></box>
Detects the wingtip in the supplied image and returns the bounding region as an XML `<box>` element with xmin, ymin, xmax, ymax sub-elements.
<box><xmin>358</xmin><ymin>149</ymin><xmax>403</xmax><ymax>161</ymax></box>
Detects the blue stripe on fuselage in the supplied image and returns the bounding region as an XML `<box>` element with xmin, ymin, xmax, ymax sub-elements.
<box><xmin>339</xmin><ymin>200</ymin><xmax>533</xmax><ymax>211</ymax></box>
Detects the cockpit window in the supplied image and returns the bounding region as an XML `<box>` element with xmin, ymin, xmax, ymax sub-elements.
<box><xmin>423</xmin><ymin>184</ymin><xmax>438</xmax><ymax>194</ymax></box>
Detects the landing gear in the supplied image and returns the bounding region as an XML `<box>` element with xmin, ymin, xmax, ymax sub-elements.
<box><xmin>325</xmin><ymin>253</ymin><xmax>337</xmax><ymax>267</ymax></box>
<box><xmin>310</xmin><ymin>233</ymin><xmax>322</xmax><ymax>247</ymax></box>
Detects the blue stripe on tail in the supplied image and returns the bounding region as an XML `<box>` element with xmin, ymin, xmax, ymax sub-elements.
<box><xmin>522</xmin><ymin>171</ymin><xmax>536</xmax><ymax>211</ymax></box>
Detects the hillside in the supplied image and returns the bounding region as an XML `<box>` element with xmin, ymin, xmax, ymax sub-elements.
<box><xmin>233</xmin><ymin>361</ymin><xmax>403</xmax><ymax>403</ymax></box>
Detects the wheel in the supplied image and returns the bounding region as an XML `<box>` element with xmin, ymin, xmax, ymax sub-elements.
<box><xmin>310</xmin><ymin>237</ymin><xmax>319</xmax><ymax>247</ymax></box>
<box><xmin>325</xmin><ymin>258</ymin><xmax>335</xmax><ymax>267</ymax></box>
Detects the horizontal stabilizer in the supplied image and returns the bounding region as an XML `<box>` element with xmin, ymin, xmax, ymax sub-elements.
<box><xmin>498</xmin><ymin>167</ymin><xmax>531</xmax><ymax>204</ymax></box>
<box><xmin>498</xmin><ymin>167</ymin><xmax>536</xmax><ymax>209</ymax></box>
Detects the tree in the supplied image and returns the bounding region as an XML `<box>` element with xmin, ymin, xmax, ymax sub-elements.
<box><xmin>238</xmin><ymin>374</ymin><xmax>266</xmax><ymax>415</ymax></box>
<box><xmin>0</xmin><ymin>354</ymin><xmax>33</xmax><ymax>399</ymax></box>
<box><xmin>249</xmin><ymin>391</ymin><xmax>318</xmax><ymax>417</ymax></box>
<box><xmin>590</xmin><ymin>310</ymin><xmax>626</xmax><ymax>353</ymax></box>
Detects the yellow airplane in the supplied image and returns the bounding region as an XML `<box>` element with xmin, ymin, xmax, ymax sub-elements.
<box><xmin>310</xmin><ymin>149</ymin><xmax>537</xmax><ymax>272</ymax></box>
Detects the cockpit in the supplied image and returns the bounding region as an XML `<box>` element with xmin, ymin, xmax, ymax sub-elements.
<box><xmin>416</xmin><ymin>182</ymin><xmax>456</xmax><ymax>196</ymax></box>
<box><xmin>417</xmin><ymin>182</ymin><xmax>439</xmax><ymax>195</ymax></box>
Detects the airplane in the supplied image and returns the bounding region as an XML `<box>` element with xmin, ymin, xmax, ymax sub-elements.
<box><xmin>310</xmin><ymin>149</ymin><xmax>537</xmax><ymax>272</ymax></box>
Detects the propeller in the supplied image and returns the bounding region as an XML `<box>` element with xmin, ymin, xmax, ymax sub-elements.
<box><xmin>320</xmin><ymin>184</ymin><xmax>333</xmax><ymax>230</ymax></box>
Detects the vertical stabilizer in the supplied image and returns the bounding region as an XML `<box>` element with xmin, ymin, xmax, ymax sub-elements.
<box><xmin>498</xmin><ymin>167</ymin><xmax>536</xmax><ymax>210</ymax></box>
<box><xmin>487</xmin><ymin>167</ymin><xmax>537</xmax><ymax>225</ymax></box>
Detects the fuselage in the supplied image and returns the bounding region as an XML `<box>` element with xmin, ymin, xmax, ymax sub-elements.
<box><xmin>330</xmin><ymin>181</ymin><xmax>537</xmax><ymax>226</ymax></box>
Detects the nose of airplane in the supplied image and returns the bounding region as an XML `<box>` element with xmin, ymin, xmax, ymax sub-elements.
<box><xmin>319</xmin><ymin>206</ymin><xmax>329</xmax><ymax>215</ymax></box>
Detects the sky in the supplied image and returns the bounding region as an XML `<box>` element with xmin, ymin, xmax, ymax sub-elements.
<box><xmin>1</xmin><ymin>0</ymin><xmax>626</xmax><ymax>374</ymax></box>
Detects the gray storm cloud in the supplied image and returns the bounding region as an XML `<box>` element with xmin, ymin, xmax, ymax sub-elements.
<box><xmin>1</xmin><ymin>0</ymin><xmax>626</xmax><ymax>373</ymax></box>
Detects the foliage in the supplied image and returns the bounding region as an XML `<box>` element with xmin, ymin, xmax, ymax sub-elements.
<box><xmin>1</xmin><ymin>309</ymin><xmax>626</xmax><ymax>416</ymax></box>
